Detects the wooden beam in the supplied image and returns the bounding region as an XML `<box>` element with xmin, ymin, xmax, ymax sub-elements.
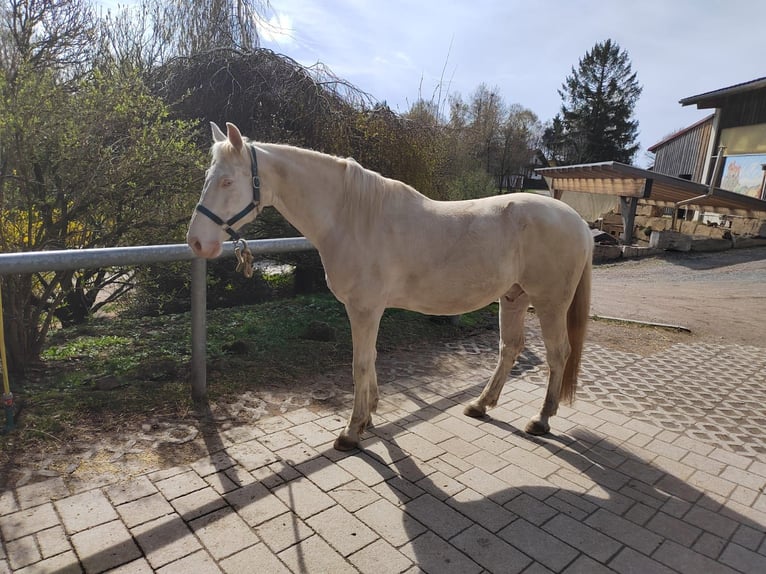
<box><xmin>549</xmin><ymin>176</ymin><xmax>647</xmax><ymax>197</ymax></box>
<box><xmin>619</xmin><ymin>196</ymin><xmax>638</xmax><ymax>244</ymax></box>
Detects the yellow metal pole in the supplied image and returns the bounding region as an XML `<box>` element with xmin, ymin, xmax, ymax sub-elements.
<box><xmin>0</xmin><ymin>282</ymin><xmax>14</xmax><ymax>432</ymax></box>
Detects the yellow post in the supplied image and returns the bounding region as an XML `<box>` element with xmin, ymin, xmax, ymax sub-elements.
<box><xmin>0</xmin><ymin>282</ymin><xmax>14</xmax><ymax>432</ymax></box>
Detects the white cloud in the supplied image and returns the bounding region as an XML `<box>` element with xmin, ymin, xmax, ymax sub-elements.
<box><xmin>259</xmin><ymin>12</ymin><xmax>296</xmax><ymax>47</ymax></box>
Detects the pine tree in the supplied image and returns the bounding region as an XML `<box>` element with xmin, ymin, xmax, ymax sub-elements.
<box><xmin>550</xmin><ymin>39</ymin><xmax>642</xmax><ymax>165</ymax></box>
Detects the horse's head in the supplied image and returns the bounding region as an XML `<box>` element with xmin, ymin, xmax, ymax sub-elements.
<box><xmin>187</xmin><ymin>122</ymin><xmax>261</xmax><ymax>258</ymax></box>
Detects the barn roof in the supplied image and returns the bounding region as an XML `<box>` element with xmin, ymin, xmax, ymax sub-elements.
<box><xmin>537</xmin><ymin>162</ymin><xmax>766</xmax><ymax>216</ymax></box>
<box><xmin>680</xmin><ymin>76</ymin><xmax>766</xmax><ymax>109</ymax></box>
<box><xmin>647</xmin><ymin>114</ymin><xmax>714</xmax><ymax>153</ymax></box>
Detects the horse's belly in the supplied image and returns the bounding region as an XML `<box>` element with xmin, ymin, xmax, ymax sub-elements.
<box><xmin>387</xmin><ymin>274</ymin><xmax>511</xmax><ymax>316</ymax></box>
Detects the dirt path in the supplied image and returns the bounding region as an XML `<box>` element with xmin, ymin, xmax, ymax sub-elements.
<box><xmin>589</xmin><ymin>246</ymin><xmax>766</xmax><ymax>347</ymax></box>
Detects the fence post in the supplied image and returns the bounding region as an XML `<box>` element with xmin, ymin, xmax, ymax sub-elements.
<box><xmin>190</xmin><ymin>257</ymin><xmax>207</xmax><ymax>401</ymax></box>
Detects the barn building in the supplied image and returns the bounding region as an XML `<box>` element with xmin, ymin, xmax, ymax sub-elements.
<box><xmin>537</xmin><ymin>77</ymin><xmax>766</xmax><ymax>244</ymax></box>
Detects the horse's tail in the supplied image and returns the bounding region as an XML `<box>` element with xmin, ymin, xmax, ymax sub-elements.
<box><xmin>560</xmin><ymin>256</ymin><xmax>592</xmax><ymax>404</ymax></box>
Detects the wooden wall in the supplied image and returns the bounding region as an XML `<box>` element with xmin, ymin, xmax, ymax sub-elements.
<box><xmin>652</xmin><ymin>117</ymin><xmax>713</xmax><ymax>183</ymax></box>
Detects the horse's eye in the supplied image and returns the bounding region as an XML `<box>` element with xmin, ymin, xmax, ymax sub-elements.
<box><xmin>221</xmin><ymin>178</ymin><xmax>233</xmax><ymax>188</ymax></box>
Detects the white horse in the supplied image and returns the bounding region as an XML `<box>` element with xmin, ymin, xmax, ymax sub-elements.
<box><xmin>187</xmin><ymin>122</ymin><xmax>593</xmax><ymax>451</ymax></box>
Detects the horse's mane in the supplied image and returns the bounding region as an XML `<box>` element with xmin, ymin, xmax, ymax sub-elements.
<box><xmin>341</xmin><ymin>156</ymin><xmax>424</xmax><ymax>226</ymax></box>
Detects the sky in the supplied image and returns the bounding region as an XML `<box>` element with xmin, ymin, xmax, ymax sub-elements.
<box><xmin>257</xmin><ymin>0</ymin><xmax>766</xmax><ymax>167</ymax></box>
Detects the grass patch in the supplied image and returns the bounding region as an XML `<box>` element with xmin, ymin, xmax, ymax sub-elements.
<box><xmin>2</xmin><ymin>294</ymin><xmax>498</xmax><ymax>452</ymax></box>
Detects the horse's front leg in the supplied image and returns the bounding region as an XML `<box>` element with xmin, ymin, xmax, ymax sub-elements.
<box><xmin>334</xmin><ymin>305</ymin><xmax>383</xmax><ymax>451</ymax></box>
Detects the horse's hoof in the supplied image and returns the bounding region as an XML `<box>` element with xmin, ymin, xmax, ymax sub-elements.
<box><xmin>524</xmin><ymin>420</ymin><xmax>550</xmax><ymax>436</ymax></box>
<box><xmin>463</xmin><ymin>403</ymin><xmax>487</xmax><ymax>418</ymax></box>
<box><xmin>333</xmin><ymin>435</ymin><xmax>359</xmax><ymax>451</ymax></box>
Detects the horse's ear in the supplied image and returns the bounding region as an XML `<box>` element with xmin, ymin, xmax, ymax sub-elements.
<box><xmin>226</xmin><ymin>122</ymin><xmax>244</xmax><ymax>151</ymax></box>
<box><xmin>211</xmin><ymin>122</ymin><xmax>226</xmax><ymax>143</ymax></box>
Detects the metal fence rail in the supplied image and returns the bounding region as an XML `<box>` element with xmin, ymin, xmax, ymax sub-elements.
<box><xmin>0</xmin><ymin>237</ymin><xmax>316</xmax><ymax>399</ymax></box>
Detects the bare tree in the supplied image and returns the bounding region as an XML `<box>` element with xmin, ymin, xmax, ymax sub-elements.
<box><xmin>0</xmin><ymin>0</ymin><xmax>96</xmax><ymax>80</ymax></box>
<box><xmin>159</xmin><ymin>0</ymin><xmax>268</xmax><ymax>56</ymax></box>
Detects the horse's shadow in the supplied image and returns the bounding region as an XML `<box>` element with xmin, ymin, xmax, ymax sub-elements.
<box><xmin>356</xmin><ymin>419</ymin><xmax>765</xmax><ymax>573</ymax></box>
<box><xmin>44</xmin><ymin>342</ymin><xmax>765</xmax><ymax>574</ymax></box>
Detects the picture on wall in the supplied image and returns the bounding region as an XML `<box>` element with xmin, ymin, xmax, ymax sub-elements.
<box><xmin>720</xmin><ymin>154</ymin><xmax>766</xmax><ymax>199</ymax></box>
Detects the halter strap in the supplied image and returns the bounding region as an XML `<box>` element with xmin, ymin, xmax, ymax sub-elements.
<box><xmin>195</xmin><ymin>144</ymin><xmax>261</xmax><ymax>242</ymax></box>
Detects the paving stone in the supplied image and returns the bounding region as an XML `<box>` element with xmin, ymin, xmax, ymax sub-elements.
<box><xmin>330</xmin><ymin>479</ymin><xmax>380</xmax><ymax>512</ymax></box>
<box><xmin>278</xmin><ymin>534</ymin><xmax>357</xmax><ymax>574</ymax></box>
<box><xmin>290</xmin><ymin>420</ymin><xmax>338</xmax><ymax>447</ymax></box>
<box><xmin>70</xmin><ymin>519</ymin><xmax>141</xmax><ymax>573</ymax></box>
<box><xmin>456</xmin><ymin>467</ymin><xmax>518</xmax><ymax>505</ymax></box>
<box><xmin>155</xmin><ymin>549</ymin><xmax>222</xmax><ymax>574</ymax></box>
<box><xmin>543</xmin><ymin>513</ymin><xmax>622</xmax><ymax>563</ymax></box>
<box><xmin>154</xmin><ymin>469</ymin><xmax>208</xmax><ymax>500</ymax></box>
<box><xmin>219</xmin><ymin>543</ymin><xmax>291</xmax><ymax>574</ymax></box>
<box><xmin>452</xmin><ymin>524</ymin><xmax>532</xmax><ymax>574</ymax></box>
<box><xmin>0</xmin><ymin>491</ymin><xmax>18</xmax><ymax>516</ymax></box>
<box><xmin>720</xmin><ymin>541</ymin><xmax>766</xmax><ymax>573</ymax></box>
<box><xmin>297</xmin><ymin>455</ymin><xmax>355</xmax><ymax>491</ymax></box>
<box><xmin>54</xmin><ymin>490</ymin><xmax>119</xmax><ymax>534</ymax></box>
<box><xmin>336</xmin><ymin>453</ymin><xmax>396</xmax><ymax>487</ymax></box>
<box><xmin>394</xmin><ymin>432</ymin><xmax>445</xmax><ymax>461</ymax></box>
<box><xmin>132</xmin><ymin>513</ymin><xmax>202</xmax><ymax>569</ymax></box>
<box><xmin>685</xmin><ymin>504</ymin><xmax>739</xmax><ymax>539</ymax></box>
<box><xmin>646</xmin><ymin>511</ymin><xmax>701</xmax><ymax>546</ymax></box>
<box><xmin>399</xmin><ymin>531</ymin><xmax>482</xmax><ymax>574</ymax></box>
<box><xmin>446</xmin><ymin>487</ymin><xmax>516</xmax><ymax>533</ymax></box>
<box><xmin>417</xmin><ymin>470</ymin><xmax>466</xmax><ymax>500</ymax></box>
<box><xmin>36</xmin><ymin>525</ymin><xmax>71</xmax><ymax>559</ymax></box>
<box><xmin>105</xmin><ymin>476</ymin><xmax>158</xmax><ymax>505</ymax></box>
<box><xmin>255</xmin><ymin>511</ymin><xmax>314</xmax><ymax>553</ymax></box>
<box><xmin>106</xmin><ymin>558</ymin><xmax>155</xmax><ymax>573</ymax></box>
<box><xmin>0</xmin><ymin>503</ymin><xmax>59</xmax><ymax>541</ymax></box>
<box><xmin>610</xmin><ymin>547</ymin><xmax>676</xmax><ymax>574</ymax></box>
<box><xmin>205</xmin><ymin>470</ymin><xmax>241</xmax><ymax>495</ymax></box>
<box><xmin>500</xmin><ymin>518</ymin><xmax>578</xmax><ymax>571</ymax></box>
<box><xmin>585</xmin><ymin>508</ymin><xmax>663</xmax><ymax>555</ymax></box>
<box><xmin>170</xmin><ymin>486</ymin><xmax>228</xmax><ymax>521</ymax></box>
<box><xmin>348</xmin><ymin>538</ymin><xmax>412</xmax><ymax>574</ymax></box>
<box><xmin>271</xmin><ymin>476</ymin><xmax>336</xmax><ymax>519</ymax></box>
<box><xmin>404</xmin><ymin>493</ymin><xmax>473</xmax><ymax>540</ymax></box>
<box><xmin>356</xmin><ymin>499</ymin><xmax>426</xmax><ymax>547</ymax></box>
<box><xmin>6</xmin><ymin>535</ymin><xmax>40</xmax><ymax>570</ymax></box>
<box><xmin>227</xmin><ymin>439</ymin><xmax>280</xmax><ymax>471</ymax></box>
<box><xmin>190</xmin><ymin>450</ymin><xmax>238</xmax><ymax>477</ymax></box>
<box><xmin>15</xmin><ymin>478</ymin><xmax>68</xmax><ymax>510</ymax></box>
<box><xmin>190</xmin><ymin>507</ymin><xmax>260</xmax><ymax>560</ymax></box>
<box><xmin>306</xmin><ymin>505</ymin><xmax>378</xmax><ymax>556</ymax></box>
<box><xmin>225</xmin><ymin>480</ymin><xmax>289</xmax><ymax>527</ymax></box>
<box><xmin>653</xmin><ymin>539</ymin><xmax>740</xmax><ymax>574</ymax></box>
<box><xmin>13</xmin><ymin>550</ymin><xmax>80</xmax><ymax>574</ymax></box>
<box><xmin>116</xmin><ymin>492</ymin><xmax>175</xmax><ymax>528</ymax></box>
<box><xmin>694</xmin><ymin>531</ymin><xmax>727</xmax><ymax>560</ymax></box>
<box><xmin>563</xmin><ymin>553</ymin><xmax>616</xmax><ymax>574</ymax></box>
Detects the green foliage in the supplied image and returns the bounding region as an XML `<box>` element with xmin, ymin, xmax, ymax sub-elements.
<box><xmin>546</xmin><ymin>39</ymin><xmax>642</xmax><ymax>165</ymax></box>
<box><xmin>0</xmin><ymin>61</ymin><xmax>205</xmax><ymax>372</ymax></box>
<box><xmin>445</xmin><ymin>169</ymin><xmax>497</xmax><ymax>201</ymax></box>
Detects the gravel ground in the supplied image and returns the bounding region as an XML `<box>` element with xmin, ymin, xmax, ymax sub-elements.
<box><xmin>589</xmin><ymin>246</ymin><xmax>766</xmax><ymax>347</ymax></box>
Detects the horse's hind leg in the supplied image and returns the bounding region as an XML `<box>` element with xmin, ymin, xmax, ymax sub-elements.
<box><xmin>464</xmin><ymin>285</ymin><xmax>529</xmax><ymax>418</ymax></box>
<box><xmin>525</xmin><ymin>304</ymin><xmax>570</xmax><ymax>435</ymax></box>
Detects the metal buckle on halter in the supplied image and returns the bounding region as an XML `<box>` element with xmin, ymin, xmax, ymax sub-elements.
<box><xmin>234</xmin><ymin>238</ymin><xmax>254</xmax><ymax>278</ymax></box>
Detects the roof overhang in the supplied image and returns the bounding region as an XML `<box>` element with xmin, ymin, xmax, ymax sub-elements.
<box><xmin>680</xmin><ymin>76</ymin><xmax>766</xmax><ymax>109</ymax></box>
<box><xmin>537</xmin><ymin>162</ymin><xmax>766</xmax><ymax>217</ymax></box>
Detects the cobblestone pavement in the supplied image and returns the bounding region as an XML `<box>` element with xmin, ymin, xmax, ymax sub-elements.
<box><xmin>2</xmin><ymin>326</ymin><xmax>766</xmax><ymax>573</ymax></box>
